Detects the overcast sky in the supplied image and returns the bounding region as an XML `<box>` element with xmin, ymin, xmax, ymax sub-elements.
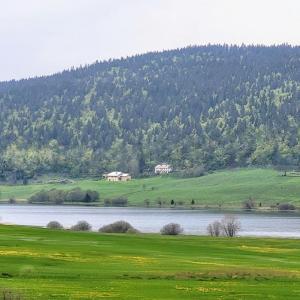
<box><xmin>0</xmin><ymin>0</ymin><xmax>299</xmax><ymax>81</ymax></box>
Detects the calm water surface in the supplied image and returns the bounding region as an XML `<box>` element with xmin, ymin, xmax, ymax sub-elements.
<box><xmin>1</xmin><ymin>205</ymin><xmax>300</xmax><ymax>237</ymax></box>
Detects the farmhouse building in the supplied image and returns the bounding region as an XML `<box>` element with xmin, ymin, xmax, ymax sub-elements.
<box><xmin>154</xmin><ymin>163</ymin><xmax>172</xmax><ymax>174</ymax></box>
<box><xmin>104</xmin><ymin>171</ymin><xmax>131</xmax><ymax>182</ymax></box>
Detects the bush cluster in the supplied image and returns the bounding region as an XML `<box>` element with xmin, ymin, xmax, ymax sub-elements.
<box><xmin>104</xmin><ymin>197</ymin><xmax>128</xmax><ymax>207</ymax></box>
<box><xmin>278</xmin><ymin>203</ymin><xmax>295</xmax><ymax>211</ymax></box>
<box><xmin>28</xmin><ymin>188</ymin><xmax>99</xmax><ymax>204</ymax></box>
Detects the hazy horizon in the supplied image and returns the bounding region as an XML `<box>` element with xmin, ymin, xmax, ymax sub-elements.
<box><xmin>1</xmin><ymin>0</ymin><xmax>299</xmax><ymax>81</ymax></box>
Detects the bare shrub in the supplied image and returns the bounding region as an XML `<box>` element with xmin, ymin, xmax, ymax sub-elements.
<box><xmin>221</xmin><ymin>215</ymin><xmax>240</xmax><ymax>237</ymax></box>
<box><xmin>278</xmin><ymin>203</ymin><xmax>295</xmax><ymax>211</ymax></box>
<box><xmin>46</xmin><ymin>221</ymin><xmax>63</xmax><ymax>229</ymax></box>
<box><xmin>243</xmin><ymin>197</ymin><xmax>256</xmax><ymax>210</ymax></box>
<box><xmin>207</xmin><ymin>221</ymin><xmax>222</xmax><ymax>237</ymax></box>
<box><xmin>98</xmin><ymin>221</ymin><xmax>138</xmax><ymax>233</ymax></box>
<box><xmin>160</xmin><ymin>223</ymin><xmax>183</xmax><ymax>235</ymax></box>
<box><xmin>70</xmin><ymin>220</ymin><xmax>92</xmax><ymax>231</ymax></box>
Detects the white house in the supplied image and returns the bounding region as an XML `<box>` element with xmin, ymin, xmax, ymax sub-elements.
<box><xmin>154</xmin><ymin>163</ymin><xmax>172</xmax><ymax>174</ymax></box>
<box><xmin>103</xmin><ymin>171</ymin><xmax>131</xmax><ymax>182</ymax></box>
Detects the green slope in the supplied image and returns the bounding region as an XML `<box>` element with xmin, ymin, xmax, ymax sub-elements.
<box><xmin>0</xmin><ymin>168</ymin><xmax>300</xmax><ymax>207</ymax></box>
<box><xmin>0</xmin><ymin>225</ymin><xmax>300</xmax><ymax>299</ymax></box>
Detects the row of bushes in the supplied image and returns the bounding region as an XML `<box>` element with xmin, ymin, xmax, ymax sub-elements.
<box><xmin>47</xmin><ymin>215</ymin><xmax>241</xmax><ymax>237</ymax></box>
<box><xmin>47</xmin><ymin>220</ymin><xmax>182</xmax><ymax>235</ymax></box>
<box><xmin>144</xmin><ymin>198</ymin><xmax>297</xmax><ymax>210</ymax></box>
<box><xmin>47</xmin><ymin>220</ymin><xmax>138</xmax><ymax>233</ymax></box>
<box><xmin>28</xmin><ymin>188</ymin><xmax>99</xmax><ymax>204</ymax></box>
<box><xmin>243</xmin><ymin>198</ymin><xmax>296</xmax><ymax>210</ymax></box>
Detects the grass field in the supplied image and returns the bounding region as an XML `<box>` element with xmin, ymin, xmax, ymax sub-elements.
<box><xmin>0</xmin><ymin>168</ymin><xmax>300</xmax><ymax>207</ymax></box>
<box><xmin>0</xmin><ymin>225</ymin><xmax>300</xmax><ymax>299</ymax></box>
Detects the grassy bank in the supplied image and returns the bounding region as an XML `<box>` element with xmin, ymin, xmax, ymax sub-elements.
<box><xmin>0</xmin><ymin>225</ymin><xmax>300</xmax><ymax>299</ymax></box>
<box><xmin>0</xmin><ymin>168</ymin><xmax>299</xmax><ymax>208</ymax></box>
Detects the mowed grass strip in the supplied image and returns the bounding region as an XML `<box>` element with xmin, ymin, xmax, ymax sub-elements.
<box><xmin>0</xmin><ymin>225</ymin><xmax>300</xmax><ymax>299</ymax></box>
<box><xmin>1</xmin><ymin>168</ymin><xmax>300</xmax><ymax>207</ymax></box>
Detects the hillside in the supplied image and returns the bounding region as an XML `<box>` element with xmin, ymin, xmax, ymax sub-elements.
<box><xmin>1</xmin><ymin>168</ymin><xmax>300</xmax><ymax>207</ymax></box>
<box><xmin>1</xmin><ymin>45</ymin><xmax>300</xmax><ymax>180</ymax></box>
<box><xmin>1</xmin><ymin>225</ymin><xmax>300</xmax><ymax>299</ymax></box>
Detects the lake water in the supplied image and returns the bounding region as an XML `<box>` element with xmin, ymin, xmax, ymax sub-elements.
<box><xmin>1</xmin><ymin>205</ymin><xmax>300</xmax><ymax>237</ymax></box>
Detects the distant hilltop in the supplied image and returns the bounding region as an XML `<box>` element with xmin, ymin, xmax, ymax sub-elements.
<box><xmin>0</xmin><ymin>45</ymin><xmax>300</xmax><ymax>180</ymax></box>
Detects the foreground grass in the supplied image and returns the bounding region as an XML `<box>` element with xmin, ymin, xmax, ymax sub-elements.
<box><xmin>1</xmin><ymin>168</ymin><xmax>300</xmax><ymax>207</ymax></box>
<box><xmin>0</xmin><ymin>225</ymin><xmax>300</xmax><ymax>299</ymax></box>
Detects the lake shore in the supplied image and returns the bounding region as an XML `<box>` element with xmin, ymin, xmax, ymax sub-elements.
<box><xmin>1</xmin><ymin>205</ymin><xmax>300</xmax><ymax>237</ymax></box>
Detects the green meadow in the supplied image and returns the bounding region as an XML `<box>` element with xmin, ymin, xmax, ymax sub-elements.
<box><xmin>0</xmin><ymin>168</ymin><xmax>300</xmax><ymax>207</ymax></box>
<box><xmin>0</xmin><ymin>225</ymin><xmax>300</xmax><ymax>299</ymax></box>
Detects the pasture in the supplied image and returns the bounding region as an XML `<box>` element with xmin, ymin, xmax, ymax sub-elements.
<box><xmin>0</xmin><ymin>168</ymin><xmax>300</xmax><ymax>207</ymax></box>
<box><xmin>0</xmin><ymin>225</ymin><xmax>300</xmax><ymax>299</ymax></box>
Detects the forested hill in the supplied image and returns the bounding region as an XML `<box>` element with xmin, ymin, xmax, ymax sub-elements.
<box><xmin>1</xmin><ymin>45</ymin><xmax>300</xmax><ymax>180</ymax></box>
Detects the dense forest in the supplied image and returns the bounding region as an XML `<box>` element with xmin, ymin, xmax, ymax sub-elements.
<box><xmin>0</xmin><ymin>45</ymin><xmax>300</xmax><ymax>181</ymax></box>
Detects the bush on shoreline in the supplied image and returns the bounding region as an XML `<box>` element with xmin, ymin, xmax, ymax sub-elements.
<box><xmin>160</xmin><ymin>223</ymin><xmax>183</xmax><ymax>235</ymax></box>
<box><xmin>278</xmin><ymin>203</ymin><xmax>295</xmax><ymax>211</ymax></box>
<box><xmin>207</xmin><ymin>215</ymin><xmax>241</xmax><ymax>237</ymax></box>
<box><xmin>99</xmin><ymin>220</ymin><xmax>139</xmax><ymax>233</ymax></box>
<box><xmin>70</xmin><ymin>220</ymin><xmax>92</xmax><ymax>231</ymax></box>
<box><xmin>104</xmin><ymin>197</ymin><xmax>128</xmax><ymax>207</ymax></box>
<box><xmin>46</xmin><ymin>221</ymin><xmax>64</xmax><ymax>229</ymax></box>
<box><xmin>28</xmin><ymin>188</ymin><xmax>99</xmax><ymax>204</ymax></box>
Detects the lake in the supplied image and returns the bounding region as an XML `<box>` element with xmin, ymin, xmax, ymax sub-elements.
<box><xmin>0</xmin><ymin>205</ymin><xmax>300</xmax><ymax>237</ymax></box>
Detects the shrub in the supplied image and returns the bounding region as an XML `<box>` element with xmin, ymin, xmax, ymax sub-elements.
<box><xmin>160</xmin><ymin>223</ymin><xmax>183</xmax><ymax>235</ymax></box>
<box><xmin>207</xmin><ymin>221</ymin><xmax>222</xmax><ymax>237</ymax></box>
<box><xmin>126</xmin><ymin>227</ymin><xmax>140</xmax><ymax>234</ymax></box>
<box><xmin>243</xmin><ymin>198</ymin><xmax>256</xmax><ymax>210</ymax></box>
<box><xmin>28</xmin><ymin>190</ymin><xmax>49</xmax><ymax>203</ymax></box>
<box><xmin>278</xmin><ymin>203</ymin><xmax>295</xmax><ymax>211</ymax></box>
<box><xmin>46</xmin><ymin>221</ymin><xmax>63</xmax><ymax>229</ymax></box>
<box><xmin>104</xmin><ymin>197</ymin><xmax>128</xmax><ymax>207</ymax></box>
<box><xmin>66</xmin><ymin>188</ymin><xmax>86</xmax><ymax>202</ymax></box>
<box><xmin>48</xmin><ymin>189</ymin><xmax>65</xmax><ymax>204</ymax></box>
<box><xmin>221</xmin><ymin>215</ymin><xmax>240</xmax><ymax>237</ymax></box>
<box><xmin>99</xmin><ymin>221</ymin><xmax>138</xmax><ymax>233</ymax></box>
<box><xmin>70</xmin><ymin>220</ymin><xmax>92</xmax><ymax>231</ymax></box>
<box><xmin>8</xmin><ymin>198</ymin><xmax>16</xmax><ymax>204</ymax></box>
<box><xmin>104</xmin><ymin>198</ymin><xmax>112</xmax><ymax>206</ymax></box>
<box><xmin>85</xmin><ymin>190</ymin><xmax>99</xmax><ymax>202</ymax></box>
<box><xmin>112</xmin><ymin>197</ymin><xmax>128</xmax><ymax>206</ymax></box>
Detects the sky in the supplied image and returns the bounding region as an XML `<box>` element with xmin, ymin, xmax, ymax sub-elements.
<box><xmin>0</xmin><ymin>0</ymin><xmax>299</xmax><ymax>81</ymax></box>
